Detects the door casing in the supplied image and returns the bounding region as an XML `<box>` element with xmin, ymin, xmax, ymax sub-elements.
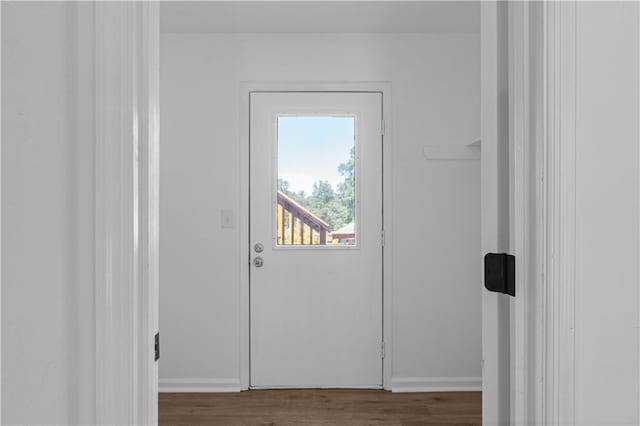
<box><xmin>238</xmin><ymin>82</ymin><xmax>392</xmax><ymax>390</ymax></box>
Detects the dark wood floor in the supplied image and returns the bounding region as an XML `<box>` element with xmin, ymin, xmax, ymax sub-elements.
<box><xmin>159</xmin><ymin>389</ymin><xmax>482</xmax><ymax>426</ymax></box>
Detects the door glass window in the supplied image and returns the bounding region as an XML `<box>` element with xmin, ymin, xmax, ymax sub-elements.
<box><xmin>276</xmin><ymin>115</ymin><xmax>357</xmax><ymax>246</ymax></box>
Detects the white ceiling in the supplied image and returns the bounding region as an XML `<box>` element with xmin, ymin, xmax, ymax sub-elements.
<box><xmin>160</xmin><ymin>1</ymin><xmax>480</xmax><ymax>34</ymax></box>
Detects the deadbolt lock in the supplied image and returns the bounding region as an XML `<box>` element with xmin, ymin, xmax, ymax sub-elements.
<box><xmin>254</xmin><ymin>243</ymin><xmax>264</xmax><ymax>253</ymax></box>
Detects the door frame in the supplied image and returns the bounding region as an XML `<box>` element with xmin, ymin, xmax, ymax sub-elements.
<box><xmin>94</xmin><ymin>2</ymin><xmax>160</xmax><ymax>425</ymax></box>
<box><xmin>239</xmin><ymin>82</ymin><xmax>392</xmax><ymax>390</ymax></box>
<box><xmin>0</xmin><ymin>3</ymin><xmax>3</xmax><ymax>420</ymax></box>
<box><xmin>482</xmin><ymin>1</ymin><xmax>542</xmax><ymax>424</ymax></box>
<box><xmin>482</xmin><ymin>2</ymin><xmax>579</xmax><ymax>424</ymax></box>
<box><xmin>507</xmin><ymin>2</ymin><xmax>580</xmax><ymax>424</ymax></box>
<box><xmin>480</xmin><ymin>2</ymin><xmax>512</xmax><ymax>423</ymax></box>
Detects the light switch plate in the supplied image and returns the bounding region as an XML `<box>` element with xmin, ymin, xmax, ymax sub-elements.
<box><xmin>221</xmin><ymin>209</ymin><xmax>234</xmax><ymax>229</ymax></box>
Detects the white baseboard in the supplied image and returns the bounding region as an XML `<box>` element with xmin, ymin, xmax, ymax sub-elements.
<box><xmin>391</xmin><ymin>377</ymin><xmax>482</xmax><ymax>393</ymax></box>
<box><xmin>159</xmin><ymin>378</ymin><xmax>241</xmax><ymax>393</ymax></box>
<box><xmin>160</xmin><ymin>377</ymin><xmax>480</xmax><ymax>393</ymax></box>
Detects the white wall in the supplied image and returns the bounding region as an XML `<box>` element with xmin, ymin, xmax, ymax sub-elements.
<box><xmin>160</xmin><ymin>33</ymin><xmax>481</xmax><ymax>391</ymax></box>
<box><xmin>573</xmin><ymin>2</ymin><xmax>639</xmax><ymax>424</ymax></box>
<box><xmin>2</xmin><ymin>2</ymin><xmax>95</xmax><ymax>424</ymax></box>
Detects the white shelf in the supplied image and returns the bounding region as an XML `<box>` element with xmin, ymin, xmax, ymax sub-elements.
<box><xmin>423</xmin><ymin>139</ymin><xmax>481</xmax><ymax>160</ymax></box>
<box><xmin>468</xmin><ymin>138</ymin><xmax>481</xmax><ymax>148</ymax></box>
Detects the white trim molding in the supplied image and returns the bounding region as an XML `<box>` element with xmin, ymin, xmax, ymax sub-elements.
<box><xmin>540</xmin><ymin>1</ymin><xmax>577</xmax><ymax>425</ymax></box>
<box><xmin>480</xmin><ymin>2</ymin><xmax>511</xmax><ymax>425</ymax></box>
<box><xmin>508</xmin><ymin>2</ymin><xmax>537</xmax><ymax>424</ymax></box>
<box><xmin>159</xmin><ymin>379</ymin><xmax>242</xmax><ymax>393</ymax></box>
<box><xmin>137</xmin><ymin>3</ymin><xmax>161</xmax><ymax>424</ymax></box>
<box><xmin>95</xmin><ymin>2</ymin><xmax>160</xmax><ymax>425</ymax></box>
<box><xmin>238</xmin><ymin>82</ymin><xmax>393</xmax><ymax>391</ymax></box>
<box><xmin>483</xmin><ymin>2</ymin><xmax>578</xmax><ymax>424</ymax></box>
<box><xmin>0</xmin><ymin>2</ymin><xmax>3</xmax><ymax>421</ymax></box>
<box><xmin>391</xmin><ymin>377</ymin><xmax>482</xmax><ymax>393</ymax></box>
<box><xmin>503</xmin><ymin>2</ymin><xmax>579</xmax><ymax>424</ymax></box>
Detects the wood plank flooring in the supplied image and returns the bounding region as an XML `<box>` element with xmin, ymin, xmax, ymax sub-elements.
<box><xmin>159</xmin><ymin>389</ymin><xmax>482</xmax><ymax>426</ymax></box>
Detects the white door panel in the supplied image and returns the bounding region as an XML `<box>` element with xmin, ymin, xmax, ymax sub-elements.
<box><xmin>249</xmin><ymin>92</ymin><xmax>383</xmax><ymax>387</ymax></box>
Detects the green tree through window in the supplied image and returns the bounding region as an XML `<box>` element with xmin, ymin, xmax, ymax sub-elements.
<box><xmin>277</xmin><ymin>146</ymin><xmax>355</xmax><ymax>232</ymax></box>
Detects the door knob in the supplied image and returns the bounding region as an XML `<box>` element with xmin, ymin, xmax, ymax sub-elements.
<box><xmin>253</xmin><ymin>257</ymin><xmax>264</xmax><ymax>267</ymax></box>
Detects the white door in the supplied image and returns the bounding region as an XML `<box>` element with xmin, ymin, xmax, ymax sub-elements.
<box><xmin>249</xmin><ymin>92</ymin><xmax>383</xmax><ymax>388</ymax></box>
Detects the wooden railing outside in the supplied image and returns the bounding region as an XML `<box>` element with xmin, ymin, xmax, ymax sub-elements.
<box><xmin>277</xmin><ymin>191</ymin><xmax>331</xmax><ymax>245</ymax></box>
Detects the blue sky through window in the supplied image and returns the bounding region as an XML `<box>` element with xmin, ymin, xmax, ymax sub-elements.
<box><xmin>277</xmin><ymin>116</ymin><xmax>355</xmax><ymax>195</ymax></box>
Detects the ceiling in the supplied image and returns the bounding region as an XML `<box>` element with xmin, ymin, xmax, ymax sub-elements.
<box><xmin>160</xmin><ymin>1</ymin><xmax>480</xmax><ymax>34</ymax></box>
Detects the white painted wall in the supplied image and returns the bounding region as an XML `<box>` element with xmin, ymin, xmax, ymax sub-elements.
<box><xmin>2</xmin><ymin>2</ymin><xmax>95</xmax><ymax>424</ymax></box>
<box><xmin>573</xmin><ymin>2</ymin><xmax>639</xmax><ymax>424</ymax></box>
<box><xmin>160</xmin><ymin>33</ymin><xmax>481</xmax><ymax>391</ymax></box>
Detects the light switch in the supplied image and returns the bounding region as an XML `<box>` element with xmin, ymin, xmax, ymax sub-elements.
<box><xmin>220</xmin><ymin>209</ymin><xmax>234</xmax><ymax>229</ymax></box>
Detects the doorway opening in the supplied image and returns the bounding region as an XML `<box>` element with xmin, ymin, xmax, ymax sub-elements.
<box><xmin>158</xmin><ymin>4</ymin><xmax>485</xmax><ymax>425</ymax></box>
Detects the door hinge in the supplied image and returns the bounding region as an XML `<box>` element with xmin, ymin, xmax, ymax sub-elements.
<box><xmin>155</xmin><ymin>332</ymin><xmax>160</xmax><ymax>361</ymax></box>
<box><xmin>381</xmin><ymin>230</ymin><xmax>385</xmax><ymax>248</ymax></box>
<box><xmin>381</xmin><ymin>342</ymin><xmax>386</xmax><ymax>359</ymax></box>
<box><xmin>381</xmin><ymin>119</ymin><xmax>386</xmax><ymax>136</ymax></box>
